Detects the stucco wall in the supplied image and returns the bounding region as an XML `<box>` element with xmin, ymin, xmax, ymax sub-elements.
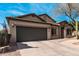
<box><xmin>52</xmin><ymin>26</ymin><xmax>61</xmax><ymax>39</ymax></box>
<box><xmin>8</xmin><ymin>20</ymin><xmax>16</xmax><ymax>43</ymax></box>
<box><xmin>8</xmin><ymin>20</ymin><xmax>52</xmax><ymax>43</ymax></box>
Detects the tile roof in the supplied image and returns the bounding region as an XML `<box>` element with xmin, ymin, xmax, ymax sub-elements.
<box><xmin>39</xmin><ymin>14</ymin><xmax>56</xmax><ymax>24</ymax></box>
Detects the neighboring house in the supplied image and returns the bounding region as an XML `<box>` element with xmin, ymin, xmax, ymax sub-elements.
<box><xmin>6</xmin><ymin>13</ymin><xmax>73</xmax><ymax>43</ymax></box>
<box><xmin>58</xmin><ymin>21</ymin><xmax>73</xmax><ymax>38</ymax></box>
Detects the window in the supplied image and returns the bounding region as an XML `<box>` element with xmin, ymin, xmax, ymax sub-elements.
<box><xmin>51</xmin><ymin>28</ymin><xmax>57</xmax><ymax>36</ymax></box>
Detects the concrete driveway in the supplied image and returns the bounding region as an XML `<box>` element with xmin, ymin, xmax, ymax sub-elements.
<box><xmin>17</xmin><ymin>38</ymin><xmax>79</xmax><ymax>56</ymax></box>
<box><xmin>1</xmin><ymin>38</ymin><xmax>79</xmax><ymax>56</ymax></box>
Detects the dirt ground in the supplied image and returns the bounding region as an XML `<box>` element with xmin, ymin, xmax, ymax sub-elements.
<box><xmin>0</xmin><ymin>44</ymin><xmax>21</xmax><ymax>56</ymax></box>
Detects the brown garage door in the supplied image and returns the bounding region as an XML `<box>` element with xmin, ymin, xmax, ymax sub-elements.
<box><xmin>16</xmin><ymin>26</ymin><xmax>47</xmax><ymax>42</ymax></box>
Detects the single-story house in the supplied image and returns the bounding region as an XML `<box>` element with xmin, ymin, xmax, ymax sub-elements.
<box><xmin>6</xmin><ymin>13</ymin><xmax>73</xmax><ymax>43</ymax></box>
<box><xmin>6</xmin><ymin>13</ymin><xmax>58</xmax><ymax>43</ymax></box>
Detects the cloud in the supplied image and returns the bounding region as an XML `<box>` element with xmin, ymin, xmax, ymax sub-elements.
<box><xmin>7</xmin><ymin>10</ymin><xmax>25</xmax><ymax>15</ymax></box>
<box><xmin>0</xmin><ymin>24</ymin><xmax>3</xmax><ymax>30</ymax></box>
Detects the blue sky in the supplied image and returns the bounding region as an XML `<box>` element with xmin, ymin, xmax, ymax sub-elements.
<box><xmin>0</xmin><ymin>3</ymin><xmax>70</xmax><ymax>30</ymax></box>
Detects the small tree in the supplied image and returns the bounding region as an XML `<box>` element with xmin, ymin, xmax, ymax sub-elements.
<box><xmin>54</xmin><ymin>3</ymin><xmax>79</xmax><ymax>39</ymax></box>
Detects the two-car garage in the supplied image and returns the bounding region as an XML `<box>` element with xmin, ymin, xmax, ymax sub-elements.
<box><xmin>16</xmin><ymin>26</ymin><xmax>47</xmax><ymax>42</ymax></box>
<box><xmin>7</xmin><ymin>14</ymin><xmax>52</xmax><ymax>43</ymax></box>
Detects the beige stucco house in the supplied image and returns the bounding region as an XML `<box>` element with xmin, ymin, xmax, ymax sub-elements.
<box><xmin>6</xmin><ymin>13</ymin><xmax>73</xmax><ymax>43</ymax></box>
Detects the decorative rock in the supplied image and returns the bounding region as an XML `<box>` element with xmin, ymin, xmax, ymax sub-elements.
<box><xmin>0</xmin><ymin>46</ymin><xmax>9</xmax><ymax>53</ymax></box>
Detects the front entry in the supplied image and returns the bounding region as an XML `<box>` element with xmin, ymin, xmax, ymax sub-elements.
<box><xmin>60</xmin><ymin>27</ymin><xmax>72</xmax><ymax>38</ymax></box>
<box><xmin>66</xmin><ymin>28</ymin><xmax>72</xmax><ymax>38</ymax></box>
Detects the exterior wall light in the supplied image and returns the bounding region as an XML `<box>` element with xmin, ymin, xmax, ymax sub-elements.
<box><xmin>11</xmin><ymin>23</ymin><xmax>15</xmax><ymax>27</ymax></box>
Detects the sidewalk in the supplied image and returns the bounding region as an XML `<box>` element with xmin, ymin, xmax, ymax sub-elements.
<box><xmin>51</xmin><ymin>38</ymin><xmax>79</xmax><ymax>51</ymax></box>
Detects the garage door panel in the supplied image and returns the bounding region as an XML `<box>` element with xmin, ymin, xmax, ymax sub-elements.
<box><xmin>16</xmin><ymin>26</ymin><xmax>47</xmax><ymax>42</ymax></box>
